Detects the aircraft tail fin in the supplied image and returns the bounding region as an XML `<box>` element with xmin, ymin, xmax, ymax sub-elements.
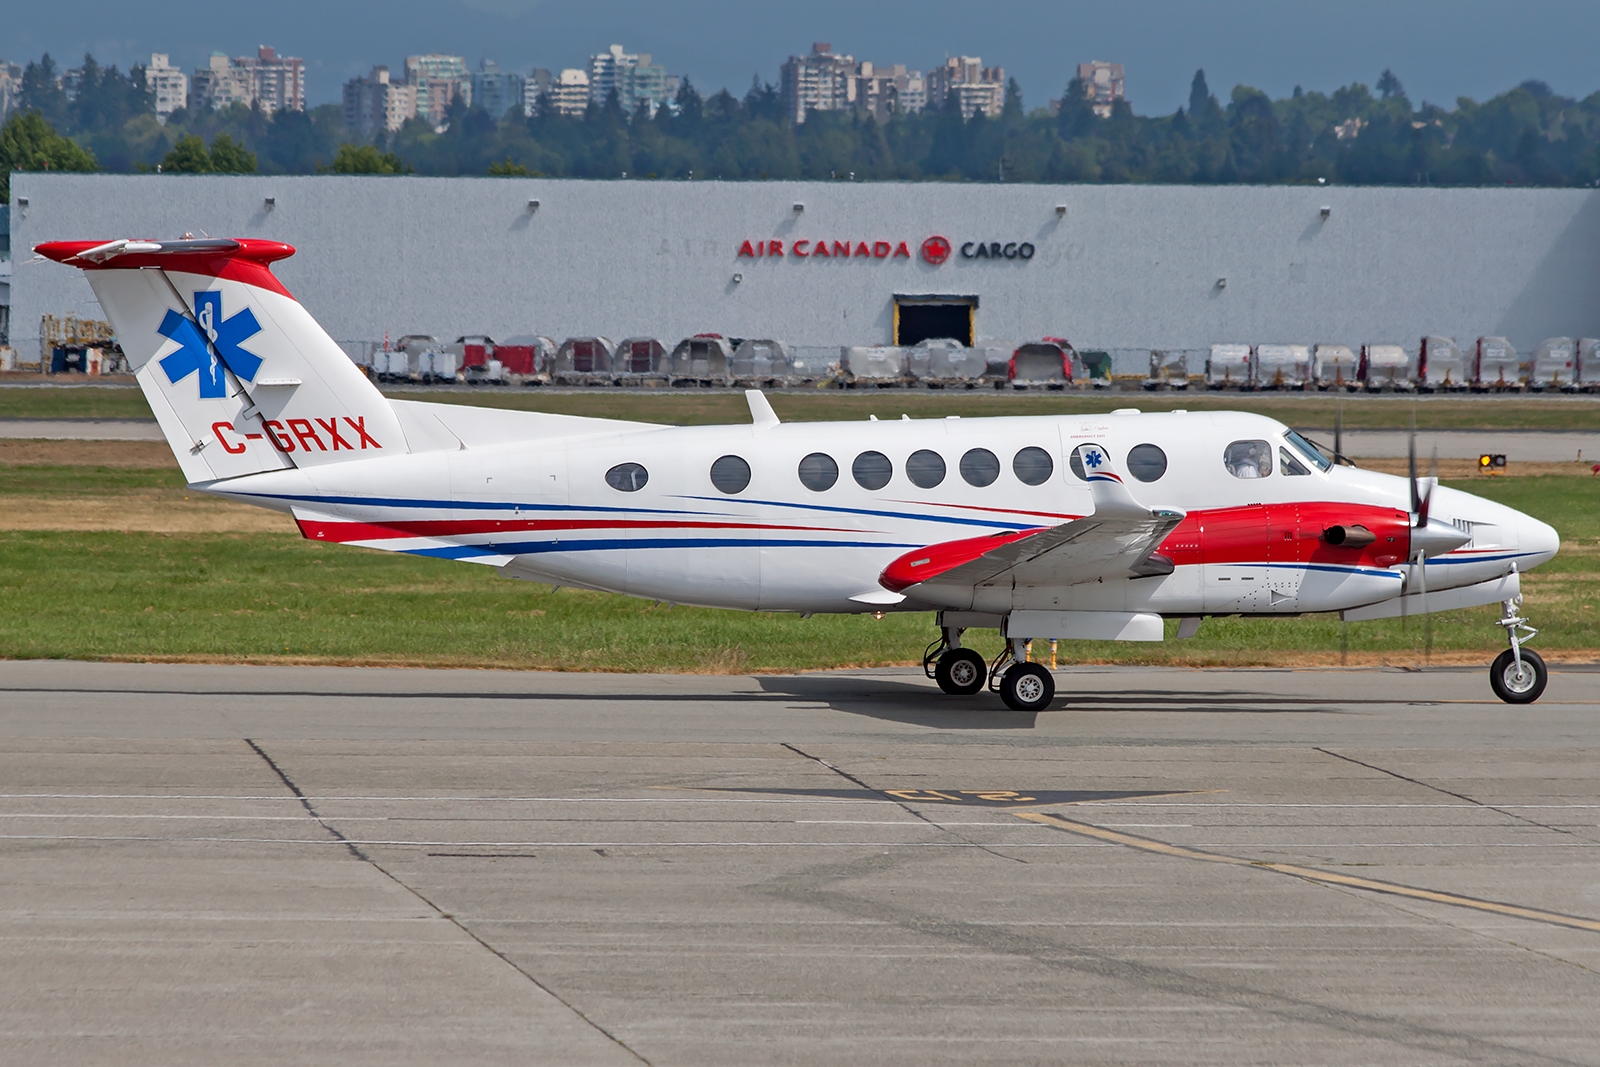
<box><xmin>35</xmin><ymin>239</ymin><xmax>407</xmax><ymax>484</ymax></box>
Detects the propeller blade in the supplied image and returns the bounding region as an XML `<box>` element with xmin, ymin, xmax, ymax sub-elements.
<box><xmin>1408</xmin><ymin>411</ymin><xmax>1421</xmax><ymax>524</ymax></box>
<box><xmin>1418</xmin><ymin>445</ymin><xmax>1438</xmax><ymax>526</ymax></box>
<box><xmin>1420</xmin><ymin>549</ymin><xmax>1432</xmax><ymax>666</ymax></box>
<box><xmin>1334</xmin><ymin>401</ymin><xmax>1344</xmax><ymax>462</ymax></box>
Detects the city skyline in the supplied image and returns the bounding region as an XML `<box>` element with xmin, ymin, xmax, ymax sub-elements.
<box><xmin>9</xmin><ymin>0</ymin><xmax>1600</xmax><ymax>116</ymax></box>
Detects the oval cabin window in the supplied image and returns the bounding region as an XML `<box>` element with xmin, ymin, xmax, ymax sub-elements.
<box><xmin>1013</xmin><ymin>446</ymin><xmax>1055</xmax><ymax>486</ymax></box>
<box><xmin>853</xmin><ymin>451</ymin><xmax>893</xmax><ymax>490</ymax></box>
<box><xmin>709</xmin><ymin>455</ymin><xmax>751</xmax><ymax>494</ymax></box>
<box><xmin>605</xmin><ymin>462</ymin><xmax>649</xmax><ymax>492</ymax></box>
<box><xmin>960</xmin><ymin>448</ymin><xmax>1000</xmax><ymax>487</ymax></box>
<box><xmin>798</xmin><ymin>452</ymin><xmax>838</xmax><ymax>492</ymax></box>
<box><xmin>905</xmin><ymin>449</ymin><xmax>946</xmax><ymax>489</ymax></box>
<box><xmin>1127</xmin><ymin>443</ymin><xmax>1168</xmax><ymax>482</ymax></box>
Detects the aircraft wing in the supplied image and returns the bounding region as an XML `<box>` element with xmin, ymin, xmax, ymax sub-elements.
<box><xmin>879</xmin><ymin>472</ymin><xmax>1185</xmax><ymax>594</ymax></box>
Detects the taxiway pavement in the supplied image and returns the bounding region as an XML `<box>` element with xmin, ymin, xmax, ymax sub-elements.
<box><xmin>2</xmin><ymin>660</ymin><xmax>1598</xmax><ymax>1066</ymax></box>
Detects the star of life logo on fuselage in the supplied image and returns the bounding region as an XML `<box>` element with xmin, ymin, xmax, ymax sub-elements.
<box><xmin>157</xmin><ymin>291</ymin><xmax>263</xmax><ymax>399</ymax></box>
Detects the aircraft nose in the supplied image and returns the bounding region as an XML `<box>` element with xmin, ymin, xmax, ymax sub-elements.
<box><xmin>1518</xmin><ymin>513</ymin><xmax>1561</xmax><ymax>569</ymax></box>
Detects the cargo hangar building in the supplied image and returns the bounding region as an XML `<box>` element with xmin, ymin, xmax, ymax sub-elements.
<box><xmin>9</xmin><ymin>174</ymin><xmax>1600</xmax><ymax>373</ymax></box>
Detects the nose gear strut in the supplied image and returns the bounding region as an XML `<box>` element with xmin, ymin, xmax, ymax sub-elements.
<box><xmin>1490</xmin><ymin>579</ymin><xmax>1546</xmax><ymax>704</ymax></box>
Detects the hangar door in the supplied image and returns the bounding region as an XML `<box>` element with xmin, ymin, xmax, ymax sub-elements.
<box><xmin>894</xmin><ymin>294</ymin><xmax>977</xmax><ymax>346</ymax></box>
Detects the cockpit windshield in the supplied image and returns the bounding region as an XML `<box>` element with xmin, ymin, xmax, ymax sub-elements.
<box><xmin>1284</xmin><ymin>429</ymin><xmax>1332</xmax><ymax>472</ymax></box>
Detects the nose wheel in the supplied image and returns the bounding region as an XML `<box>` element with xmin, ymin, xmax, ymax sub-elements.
<box><xmin>1490</xmin><ymin>593</ymin><xmax>1547</xmax><ymax>704</ymax></box>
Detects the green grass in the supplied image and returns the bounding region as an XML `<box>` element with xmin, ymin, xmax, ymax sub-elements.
<box><xmin>0</xmin><ymin>476</ymin><xmax>1593</xmax><ymax>670</ymax></box>
<box><xmin>4</xmin><ymin>383</ymin><xmax>1600</xmax><ymax>430</ymax></box>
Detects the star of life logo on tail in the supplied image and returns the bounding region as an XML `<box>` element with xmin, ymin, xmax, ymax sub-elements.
<box><xmin>156</xmin><ymin>291</ymin><xmax>263</xmax><ymax>399</ymax></box>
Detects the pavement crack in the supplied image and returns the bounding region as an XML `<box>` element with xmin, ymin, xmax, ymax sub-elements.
<box><xmin>243</xmin><ymin>738</ymin><xmax>653</xmax><ymax>1066</ymax></box>
<box><xmin>1314</xmin><ymin>746</ymin><xmax>1592</xmax><ymax>841</ymax></box>
<box><xmin>780</xmin><ymin>742</ymin><xmax>1026</xmax><ymax>864</ymax></box>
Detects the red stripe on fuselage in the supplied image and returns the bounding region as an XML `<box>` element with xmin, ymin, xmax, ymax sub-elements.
<box><xmin>295</xmin><ymin>516</ymin><xmax>857</xmax><ymax>544</ymax></box>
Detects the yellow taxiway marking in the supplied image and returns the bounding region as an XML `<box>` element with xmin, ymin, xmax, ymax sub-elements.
<box><xmin>1015</xmin><ymin>811</ymin><xmax>1600</xmax><ymax>934</ymax></box>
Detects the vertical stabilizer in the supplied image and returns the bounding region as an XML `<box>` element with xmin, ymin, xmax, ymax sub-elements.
<box><xmin>35</xmin><ymin>239</ymin><xmax>407</xmax><ymax>483</ymax></box>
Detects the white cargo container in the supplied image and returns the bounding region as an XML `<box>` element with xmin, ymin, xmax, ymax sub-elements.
<box><xmin>1206</xmin><ymin>343</ymin><xmax>1252</xmax><ymax>388</ymax></box>
<box><xmin>842</xmin><ymin>345</ymin><xmax>907</xmax><ymax>385</ymax></box>
<box><xmin>670</xmin><ymin>334</ymin><xmax>734</xmax><ymax>385</ymax></box>
<box><xmin>1418</xmin><ymin>336</ymin><xmax>1466</xmax><ymax>391</ymax></box>
<box><xmin>1144</xmin><ymin>349</ymin><xmax>1189</xmax><ymax>390</ymax></box>
<box><xmin>1361</xmin><ymin>344</ymin><xmax>1413</xmax><ymax>391</ymax></box>
<box><xmin>730</xmin><ymin>338</ymin><xmax>790</xmax><ymax>383</ymax></box>
<box><xmin>907</xmin><ymin>337</ymin><xmax>987</xmax><ymax>386</ymax></box>
<box><xmin>613</xmin><ymin>337</ymin><xmax>670</xmax><ymax>384</ymax></box>
<box><xmin>1578</xmin><ymin>338</ymin><xmax>1600</xmax><ymax>392</ymax></box>
<box><xmin>1472</xmin><ymin>336</ymin><xmax>1520</xmax><ymax>391</ymax></box>
<box><xmin>1528</xmin><ymin>337</ymin><xmax>1576</xmax><ymax>391</ymax></box>
<box><xmin>1009</xmin><ymin>340</ymin><xmax>1074</xmax><ymax>389</ymax></box>
<box><xmin>552</xmin><ymin>336</ymin><xmax>616</xmax><ymax>384</ymax></box>
<box><xmin>1254</xmin><ymin>344</ymin><xmax>1311</xmax><ymax>390</ymax></box>
<box><xmin>1312</xmin><ymin>344</ymin><xmax>1358</xmax><ymax>390</ymax></box>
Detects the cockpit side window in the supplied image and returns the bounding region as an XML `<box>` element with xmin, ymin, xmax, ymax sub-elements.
<box><xmin>1279</xmin><ymin>446</ymin><xmax>1311</xmax><ymax>476</ymax></box>
<box><xmin>1284</xmin><ymin>429</ymin><xmax>1332</xmax><ymax>472</ymax></box>
<box><xmin>1224</xmin><ymin>440</ymin><xmax>1273</xmax><ymax>479</ymax></box>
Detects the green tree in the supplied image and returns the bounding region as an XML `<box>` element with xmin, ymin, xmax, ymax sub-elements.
<box><xmin>160</xmin><ymin>133</ymin><xmax>213</xmax><ymax>172</ymax></box>
<box><xmin>207</xmin><ymin>132</ymin><xmax>256</xmax><ymax>173</ymax></box>
<box><xmin>323</xmin><ymin>143</ymin><xmax>410</xmax><ymax>174</ymax></box>
<box><xmin>0</xmin><ymin>109</ymin><xmax>97</xmax><ymax>200</ymax></box>
<box><xmin>487</xmin><ymin>156</ymin><xmax>530</xmax><ymax>176</ymax></box>
<box><xmin>19</xmin><ymin>54</ymin><xmax>70</xmax><ymax>128</ymax></box>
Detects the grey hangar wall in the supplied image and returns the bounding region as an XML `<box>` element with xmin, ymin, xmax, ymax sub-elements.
<box><xmin>11</xmin><ymin>174</ymin><xmax>1600</xmax><ymax>360</ymax></box>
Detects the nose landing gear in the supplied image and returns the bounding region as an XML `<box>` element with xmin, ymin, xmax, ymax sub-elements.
<box><xmin>1490</xmin><ymin>595</ymin><xmax>1547</xmax><ymax>704</ymax></box>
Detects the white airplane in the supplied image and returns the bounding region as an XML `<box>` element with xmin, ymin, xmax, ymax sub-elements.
<box><xmin>39</xmin><ymin>238</ymin><xmax>1561</xmax><ymax>709</ymax></box>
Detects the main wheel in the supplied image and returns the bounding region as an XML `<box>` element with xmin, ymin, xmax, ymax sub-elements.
<box><xmin>935</xmin><ymin>648</ymin><xmax>987</xmax><ymax>695</ymax></box>
<box><xmin>1490</xmin><ymin>648</ymin><xmax>1547</xmax><ymax>704</ymax></box>
<box><xmin>999</xmin><ymin>663</ymin><xmax>1056</xmax><ymax>712</ymax></box>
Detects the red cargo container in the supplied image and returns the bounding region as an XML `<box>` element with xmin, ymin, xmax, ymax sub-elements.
<box><xmin>495</xmin><ymin>345</ymin><xmax>536</xmax><ymax>374</ymax></box>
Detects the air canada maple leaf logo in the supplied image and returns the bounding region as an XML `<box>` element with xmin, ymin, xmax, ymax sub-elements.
<box><xmin>157</xmin><ymin>292</ymin><xmax>263</xmax><ymax>399</ymax></box>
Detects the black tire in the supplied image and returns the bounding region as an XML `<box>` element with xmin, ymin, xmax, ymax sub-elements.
<box><xmin>999</xmin><ymin>663</ymin><xmax>1056</xmax><ymax>712</ymax></box>
<box><xmin>1490</xmin><ymin>648</ymin><xmax>1547</xmax><ymax>704</ymax></box>
<box><xmin>935</xmin><ymin>648</ymin><xmax>987</xmax><ymax>696</ymax></box>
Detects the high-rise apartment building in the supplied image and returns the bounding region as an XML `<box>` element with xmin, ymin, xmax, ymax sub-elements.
<box><xmin>342</xmin><ymin>66</ymin><xmax>417</xmax><ymax>139</ymax></box>
<box><xmin>522</xmin><ymin>68</ymin><xmax>552</xmax><ymax>117</ymax></box>
<box><xmin>189</xmin><ymin>46</ymin><xmax>303</xmax><ymax>114</ymax></box>
<box><xmin>780</xmin><ymin>43</ymin><xmax>857</xmax><ymax>124</ymax></box>
<box><xmin>0</xmin><ymin>61</ymin><xmax>23</xmax><ymax>119</ymax></box>
<box><xmin>144</xmin><ymin>54</ymin><xmax>188</xmax><ymax>121</ymax></box>
<box><xmin>470</xmin><ymin>59</ymin><xmax>524</xmax><ymax>120</ymax></box>
<box><xmin>1076</xmin><ymin>61</ymin><xmax>1124</xmax><ymax>118</ymax></box>
<box><xmin>405</xmin><ymin>54</ymin><xmax>470</xmax><ymax>127</ymax></box>
<box><xmin>587</xmin><ymin>44</ymin><xmax>676</xmax><ymax>116</ymax></box>
<box><xmin>192</xmin><ymin>52</ymin><xmax>255</xmax><ymax>110</ymax></box>
<box><xmin>855</xmin><ymin>62</ymin><xmax>926</xmax><ymax>122</ymax></box>
<box><xmin>548</xmin><ymin>69</ymin><xmax>591</xmax><ymax>116</ymax></box>
<box><xmin>926</xmin><ymin>56</ymin><xmax>1005</xmax><ymax>119</ymax></box>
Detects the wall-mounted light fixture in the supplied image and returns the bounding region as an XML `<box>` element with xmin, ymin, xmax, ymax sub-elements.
<box><xmin>1055</xmin><ymin>204</ymin><xmax>1067</xmax><ymax>217</ymax></box>
<box><xmin>263</xmin><ymin>196</ymin><xmax>276</xmax><ymax>210</ymax></box>
<box><xmin>792</xmin><ymin>201</ymin><xmax>804</xmax><ymax>214</ymax></box>
<box><xmin>16</xmin><ymin>197</ymin><xmax>28</xmax><ymax>208</ymax></box>
<box><xmin>527</xmin><ymin>199</ymin><xmax>540</xmax><ymax>212</ymax></box>
<box><xmin>1215</xmin><ymin>277</ymin><xmax>1227</xmax><ymax>290</ymax></box>
<box><xmin>1320</xmin><ymin>205</ymin><xmax>1331</xmax><ymax>220</ymax></box>
<box><xmin>732</xmin><ymin>273</ymin><xmax>743</xmax><ymax>284</ymax></box>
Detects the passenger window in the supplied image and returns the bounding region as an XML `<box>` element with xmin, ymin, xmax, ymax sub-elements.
<box><xmin>959</xmin><ymin>448</ymin><xmax>1000</xmax><ymax>487</ymax></box>
<box><xmin>1013</xmin><ymin>446</ymin><xmax>1055</xmax><ymax>486</ymax></box>
<box><xmin>852</xmin><ymin>450</ymin><xmax>893</xmax><ymax>490</ymax></box>
<box><xmin>1127</xmin><ymin>443</ymin><xmax>1168</xmax><ymax>482</ymax></box>
<box><xmin>1223</xmin><ymin>440</ymin><xmax>1273</xmax><ymax>479</ymax></box>
<box><xmin>1279</xmin><ymin>446</ymin><xmax>1310</xmax><ymax>476</ymax></box>
<box><xmin>798</xmin><ymin>452</ymin><xmax>838</xmax><ymax>492</ymax></box>
<box><xmin>1067</xmin><ymin>444</ymin><xmax>1111</xmax><ymax>480</ymax></box>
<box><xmin>605</xmin><ymin>462</ymin><xmax>649</xmax><ymax>491</ymax></box>
<box><xmin>905</xmin><ymin>449</ymin><xmax>946</xmax><ymax>489</ymax></box>
<box><xmin>710</xmin><ymin>454</ymin><xmax>751</xmax><ymax>494</ymax></box>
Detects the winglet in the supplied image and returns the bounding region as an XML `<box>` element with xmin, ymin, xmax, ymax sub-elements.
<box><xmin>745</xmin><ymin>389</ymin><xmax>780</xmax><ymax>428</ymax></box>
<box><xmin>1087</xmin><ymin>470</ymin><xmax>1186</xmax><ymax>523</ymax></box>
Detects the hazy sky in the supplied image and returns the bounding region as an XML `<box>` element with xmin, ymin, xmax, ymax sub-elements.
<box><xmin>9</xmin><ymin>0</ymin><xmax>1600</xmax><ymax>113</ymax></box>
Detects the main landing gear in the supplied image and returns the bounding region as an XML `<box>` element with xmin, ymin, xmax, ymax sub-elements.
<box><xmin>1490</xmin><ymin>595</ymin><xmax>1547</xmax><ymax>704</ymax></box>
<box><xmin>924</xmin><ymin>629</ymin><xmax>1056</xmax><ymax>711</ymax></box>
